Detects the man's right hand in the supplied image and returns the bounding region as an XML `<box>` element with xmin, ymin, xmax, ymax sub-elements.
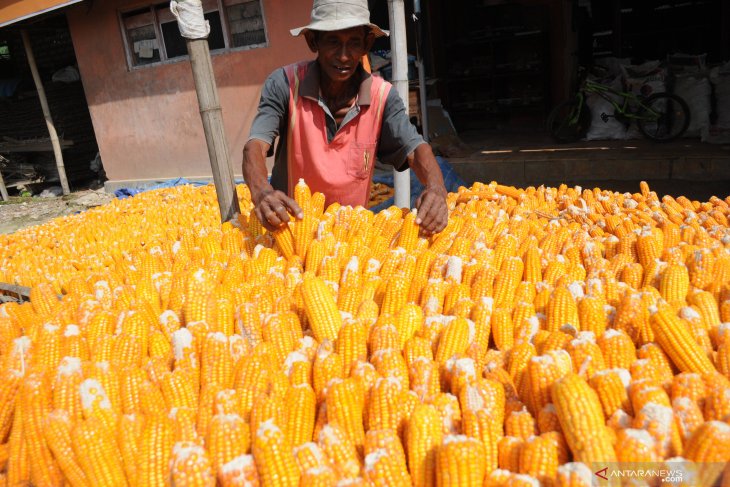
<box><xmin>253</xmin><ymin>187</ymin><xmax>304</xmax><ymax>232</ymax></box>
<box><xmin>243</xmin><ymin>139</ymin><xmax>304</xmax><ymax>232</ymax></box>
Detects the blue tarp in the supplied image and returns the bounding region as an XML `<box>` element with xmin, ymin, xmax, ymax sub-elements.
<box><xmin>113</xmin><ymin>157</ymin><xmax>465</xmax><ymax>213</ymax></box>
<box><xmin>114</xmin><ymin>178</ymin><xmax>218</xmax><ymax>199</ymax></box>
<box><xmin>370</xmin><ymin>156</ymin><xmax>466</xmax><ymax>213</ymax></box>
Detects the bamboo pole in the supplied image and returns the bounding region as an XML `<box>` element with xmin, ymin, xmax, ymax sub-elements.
<box><xmin>185</xmin><ymin>38</ymin><xmax>240</xmax><ymax>222</ymax></box>
<box><xmin>21</xmin><ymin>29</ymin><xmax>70</xmax><ymax>195</ymax></box>
<box><xmin>387</xmin><ymin>0</ymin><xmax>412</xmax><ymax>208</ymax></box>
<box><xmin>0</xmin><ymin>167</ymin><xmax>8</xmax><ymax>201</ymax></box>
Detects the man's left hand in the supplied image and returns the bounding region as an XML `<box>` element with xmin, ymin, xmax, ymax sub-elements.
<box><xmin>414</xmin><ymin>185</ymin><xmax>448</xmax><ymax>236</ymax></box>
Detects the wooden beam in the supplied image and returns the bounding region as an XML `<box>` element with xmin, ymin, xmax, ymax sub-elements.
<box><xmin>0</xmin><ymin>282</ymin><xmax>32</xmax><ymax>301</ymax></box>
<box><xmin>0</xmin><ymin>167</ymin><xmax>8</xmax><ymax>201</ymax></box>
<box><xmin>185</xmin><ymin>37</ymin><xmax>240</xmax><ymax>222</ymax></box>
<box><xmin>0</xmin><ymin>137</ymin><xmax>74</xmax><ymax>153</ymax></box>
<box><xmin>21</xmin><ymin>29</ymin><xmax>71</xmax><ymax>195</ymax></box>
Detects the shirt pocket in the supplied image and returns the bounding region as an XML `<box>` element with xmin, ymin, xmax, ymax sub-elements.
<box><xmin>346</xmin><ymin>142</ymin><xmax>377</xmax><ymax>180</ymax></box>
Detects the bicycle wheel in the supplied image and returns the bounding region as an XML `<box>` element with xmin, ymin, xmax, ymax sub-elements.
<box><xmin>637</xmin><ymin>93</ymin><xmax>690</xmax><ymax>142</ymax></box>
<box><xmin>547</xmin><ymin>97</ymin><xmax>591</xmax><ymax>143</ymax></box>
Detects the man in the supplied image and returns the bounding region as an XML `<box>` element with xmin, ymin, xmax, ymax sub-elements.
<box><xmin>242</xmin><ymin>0</ymin><xmax>448</xmax><ymax>234</ymax></box>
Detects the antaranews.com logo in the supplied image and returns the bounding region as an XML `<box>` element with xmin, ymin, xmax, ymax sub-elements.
<box><xmin>591</xmin><ymin>461</ymin><xmax>727</xmax><ymax>486</ymax></box>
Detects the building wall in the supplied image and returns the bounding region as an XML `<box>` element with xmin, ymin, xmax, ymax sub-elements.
<box><xmin>65</xmin><ymin>0</ymin><xmax>312</xmax><ymax>184</ymax></box>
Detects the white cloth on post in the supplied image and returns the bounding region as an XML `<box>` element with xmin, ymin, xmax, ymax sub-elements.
<box><xmin>170</xmin><ymin>0</ymin><xmax>210</xmax><ymax>39</ymax></box>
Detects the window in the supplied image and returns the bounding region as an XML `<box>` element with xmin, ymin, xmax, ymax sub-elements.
<box><xmin>120</xmin><ymin>0</ymin><xmax>267</xmax><ymax>69</ymax></box>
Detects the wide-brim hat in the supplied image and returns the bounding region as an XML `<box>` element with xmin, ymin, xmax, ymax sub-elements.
<box><xmin>290</xmin><ymin>0</ymin><xmax>389</xmax><ymax>38</ymax></box>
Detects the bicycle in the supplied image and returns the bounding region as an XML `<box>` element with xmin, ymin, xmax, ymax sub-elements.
<box><xmin>547</xmin><ymin>67</ymin><xmax>691</xmax><ymax>142</ymax></box>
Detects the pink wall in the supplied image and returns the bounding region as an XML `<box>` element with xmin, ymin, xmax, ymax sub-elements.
<box><xmin>66</xmin><ymin>0</ymin><xmax>312</xmax><ymax>184</ymax></box>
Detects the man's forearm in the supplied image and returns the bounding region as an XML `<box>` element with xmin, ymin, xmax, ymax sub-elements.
<box><xmin>242</xmin><ymin>140</ymin><xmax>273</xmax><ymax>203</ymax></box>
<box><xmin>409</xmin><ymin>143</ymin><xmax>446</xmax><ymax>191</ymax></box>
<box><xmin>406</xmin><ymin>142</ymin><xmax>449</xmax><ymax>233</ymax></box>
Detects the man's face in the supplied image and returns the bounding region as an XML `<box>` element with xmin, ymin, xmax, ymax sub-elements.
<box><xmin>306</xmin><ymin>27</ymin><xmax>373</xmax><ymax>83</ymax></box>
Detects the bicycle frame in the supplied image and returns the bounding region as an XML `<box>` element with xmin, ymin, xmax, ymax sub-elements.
<box><xmin>572</xmin><ymin>79</ymin><xmax>663</xmax><ymax>123</ymax></box>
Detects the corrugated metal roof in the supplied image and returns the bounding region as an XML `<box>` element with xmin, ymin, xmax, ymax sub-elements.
<box><xmin>0</xmin><ymin>0</ymin><xmax>83</xmax><ymax>28</ymax></box>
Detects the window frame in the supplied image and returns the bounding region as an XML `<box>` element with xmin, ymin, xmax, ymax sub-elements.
<box><xmin>119</xmin><ymin>0</ymin><xmax>269</xmax><ymax>70</ymax></box>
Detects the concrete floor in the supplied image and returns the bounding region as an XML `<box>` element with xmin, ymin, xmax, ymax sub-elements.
<box><xmin>440</xmin><ymin>131</ymin><xmax>730</xmax><ymax>201</ymax></box>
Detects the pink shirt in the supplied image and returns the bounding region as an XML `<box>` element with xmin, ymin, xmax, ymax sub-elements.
<box><xmin>284</xmin><ymin>61</ymin><xmax>391</xmax><ymax>208</ymax></box>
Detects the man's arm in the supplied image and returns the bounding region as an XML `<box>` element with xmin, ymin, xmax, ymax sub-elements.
<box><xmin>408</xmin><ymin>143</ymin><xmax>448</xmax><ymax>235</ymax></box>
<box><xmin>243</xmin><ymin>69</ymin><xmax>302</xmax><ymax>230</ymax></box>
<box><xmin>243</xmin><ymin>139</ymin><xmax>302</xmax><ymax>231</ymax></box>
<box><xmin>378</xmin><ymin>89</ymin><xmax>449</xmax><ymax>234</ymax></box>
<box><xmin>242</xmin><ymin>139</ymin><xmax>271</xmax><ymax>202</ymax></box>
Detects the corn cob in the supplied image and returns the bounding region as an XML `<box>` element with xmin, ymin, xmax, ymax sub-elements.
<box><xmin>2</xmin><ymin>179</ymin><xmax>730</xmax><ymax>485</ymax></box>
<box><xmin>436</xmin><ymin>435</ymin><xmax>487</xmax><ymax>486</ymax></box>
<box><xmin>169</xmin><ymin>441</ymin><xmax>216</xmax><ymax>486</ymax></box>
<box><xmin>285</xmin><ymin>383</ymin><xmax>316</xmax><ymax>448</ymax></box>
<box><xmin>43</xmin><ymin>410</ymin><xmax>90</xmax><ymax>487</ymax></box>
<box><xmin>317</xmin><ymin>423</ymin><xmax>361</xmax><ymax>480</ymax></box>
<box><xmin>519</xmin><ymin>434</ymin><xmax>559</xmax><ymax>483</ymax></box>
<box><xmin>301</xmin><ymin>273</ymin><xmax>343</xmax><ymax>342</ymax></box>
<box><xmin>253</xmin><ymin>419</ymin><xmax>300</xmax><ymax>487</ymax></box>
<box><xmin>649</xmin><ymin>303</ymin><xmax>715</xmax><ymax>374</ymax></box>
<box><xmin>73</xmin><ymin>417</ymin><xmax>128</xmax><ymax>487</ymax></box>
<box><xmin>363</xmin><ymin>429</ymin><xmax>410</xmax><ymax>481</ymax></box>
<box><xmin>552</xmin><ymin>373</ymin><xmax>616</xmax><ymax>464</ymax></box>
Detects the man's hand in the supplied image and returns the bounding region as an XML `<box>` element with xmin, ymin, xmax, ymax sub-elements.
<box><xmin>414</xmin><ymin>185</ymin><xmax>448</xmax><ymax>236</ymax></box>
<box><xmin>406</xmin><ymin>143</ymin><xmax>449</xmax><ymax>236</ymax></box>
<box><xmin>254</xmin><ymin>188</ymin><xmax>304</xmax><ymax>232</ymax></box>
<box><xmin>243</xmin><ymin>139</ymin><xmax>303</xmax><ymax>232</ymax></box>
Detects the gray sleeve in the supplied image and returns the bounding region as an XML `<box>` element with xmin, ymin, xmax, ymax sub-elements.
<box><xmin>376</xmin><ymin>89</ymin><xmax>425</xmax><ymax>170</ymax></box>
<box><xmin>248</xmin><ymin>68</ymin><xmax>290</xmax><ymax>145</ymax></box>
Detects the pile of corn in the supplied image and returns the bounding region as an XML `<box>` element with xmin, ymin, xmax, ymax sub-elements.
<box><xmin>368</xmin><ymin>183</ymin><xmax>395</xmax><ymax>209</ymax></box>
<box><xmin>1</xmin><ymin>179</ymin><xmax>730</xmax><ymax>486</ymax></box>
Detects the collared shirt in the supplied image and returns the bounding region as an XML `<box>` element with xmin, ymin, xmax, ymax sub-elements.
<box><xmin>248</xmin><ymin>61</ymin><xmax>424</xmax><ymax>194</ymax></box>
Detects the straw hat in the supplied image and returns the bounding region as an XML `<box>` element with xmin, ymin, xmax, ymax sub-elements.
<box><xmin>290</xmin><ymin>0</ymin><xmax>389</xmax><ymax>38</ymax></box>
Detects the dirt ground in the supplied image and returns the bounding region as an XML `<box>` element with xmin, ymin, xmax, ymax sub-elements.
<box><xmin>0</xmin><ymin>189</ymin><xmax>115</xmax><ymax>234</ymax></box>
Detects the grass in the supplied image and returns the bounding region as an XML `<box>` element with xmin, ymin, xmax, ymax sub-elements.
<box><xmin>0</xmin><ymin>196</ymin><xmax>36</xmax><ymax>206</ymax></box>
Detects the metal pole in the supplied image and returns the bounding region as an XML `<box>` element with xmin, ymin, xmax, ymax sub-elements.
<box><xmin>21</xmin><ymin>29</ymin><xmax>70</xmax><ymax>195</ymax></box>
<box><xmin>413</xmin><ymin>0</ymin><xmax>429</xmax><ymax>142</ymax></box>
<box><xmin>388</xmin><ymin>0</ymin><xmax>412</xmax><ymax>209</ymax></box>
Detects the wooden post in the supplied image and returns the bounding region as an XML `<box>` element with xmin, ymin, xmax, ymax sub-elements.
<box><xmin>185</xmin><ymin>38</ymin><xmax>240</xmax><ymax>222</ymax></box>
<box><xmin>0</xmin><ymin>166</ymin><xmax>8</xmax><ymax>201</ymax></box>
<box><xmin>0</xmin><ymin>282</ymin><xmax>32</xmax><ymax>302</ymax></box>
<box><xmin>21</xmin><ymin>30</ymin><xmax>70</xmax><ymax>195</ymax></box>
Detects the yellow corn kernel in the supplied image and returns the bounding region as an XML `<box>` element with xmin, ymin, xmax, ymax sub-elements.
<box><xmin>208</xmin><ymin>413</ymin><xmax>251</xmax><ymax>478</ymax></box>
<box><xmin>302</xmin><ymin>273</ymin><xmax>343</xmax><ymax>342</ymax></box>
<box><xmin>169</xmin><ymin>441</ymin><xmax>216</xmax><ymax>486</ymax></box>
<box><xmin>317</xmin><ymin>423</ymin><xmax>361</xmax><ymax>480</ymax></box>
<box><xmin>406</xmin><ymin>404</ymin><xmax>442</xmax><ymax>487</ymax></box>
<box><xmin>649</xmin><ymin>303</ymin><xmax>715</xmax><ymax>374</ymax></box>
<box><xmin>519</xmin><ymin>433</ymin><xmax>559</xmax><ymax>482</ymax></box>
<box><xmin>436</xmin><ymin>435</ymin><xmax>487</xmax><ymax>486</ymax></box>
<box><xmin>552</xmin><ymin>373</ymin><xmax>615</xmax><ymax>464</ymax></box>
<box><xmin>253</xmin><ymin>420</ymin><xmax>300</xmax><ymax>487</ymax></box>
<box><xmin>73</xmin><ymin>417</ymin><xmax>128</xmax><ymax>487</ymax></box>
<box><xmin>43</xmin><ymin>410</ymin><xmax>90</xmax><ymax>487</ymax></box>
<box><xmin>286</xmin><ymin>383</ymin><xmax>316</xmax><ymax>448</ymax></box>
